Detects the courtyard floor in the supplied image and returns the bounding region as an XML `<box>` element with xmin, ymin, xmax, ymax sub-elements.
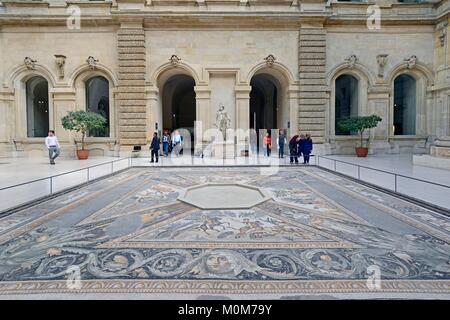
<box><xmin>0</xmin><ymin>166</ymin><xmax>449</xmax><ymax>299</ymax></box>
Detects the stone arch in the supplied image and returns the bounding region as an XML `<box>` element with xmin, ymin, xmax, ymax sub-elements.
<box><xmin>6</xmin><ymin>64</ymin><xmax>56</xmax><ymax>141</ymax></box>
<box><xmin>5</xmin><ymin>63</ymin><xmax>57</xmax><ymax>88</ymax></box>
<box><xmin>72</xmin><ymin>66</ymin><xmax>117</xmax><ymax>139</ymax></box>
<box><xmin>387</xmin><ymin>62</ymin><xmax>433</xmax><ymax>137</ymax></box>
<box><xmin>246</xmin><ymin>61</ymin><xmax>295</xmax><ymax>87</ymax></box>
<box><xmin>151</xmin><ymin>61</ymin><xmax>201</xmax><ymax>87</ymax></box>
<box><xmin>68</xmin><ymin>63</ymin><xmax>119</xmax><ymax>88</ymax></box>
<box><xmin>150</xmin><ymin>62</ymin><xmax>199</xmax><ymax>154</ymax></box>
<box><xmin>327</xmin><ymin>62</ymin><xmax>375</xmax><ymax>88</ymax></box>
<box><xmin>328</xmin><ymin>63</ymin><xmax>371</xmax><ymax>137</ymax></box>
<box><xmin>386</xmin><ymin>61</ymin><xmax>434</xmax><ymax>86</ymax></box>
<box><xmin>245</xmin><ymin>61</ymin><xmax>296</xmax><ymax>152</ymax></box>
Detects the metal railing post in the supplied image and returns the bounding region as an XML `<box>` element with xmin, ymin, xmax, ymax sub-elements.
<box><xmin>395</xmin><ymin>174</ymin><xmax>398</xmax><ymax>192</ymax></box>
<box><xmin>334</xmin><ymin>160</ymin><xmax>337</xmax><ymax>171</ymax></box>
<box><xmin>111</xmin><ymin>161</ymin><xmax>114</xmax><ymax>174</ymax></box>
<box><xmin>358</xmin><ymin>165</ymin><xmax>361</xmax><ymax>180</ymax></box>
<box><xmin>50</xmin><ymin>177</ymin><xmax>53</xmax><ymax>195</ymax></box>
<box><xmin>87</xmin><ymin>167</ymin><xmax>90</xmax><ymax>182</ymax></box>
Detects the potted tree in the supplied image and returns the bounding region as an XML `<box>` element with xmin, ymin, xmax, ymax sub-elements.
<box><xmin>338</xmin><ymin>114</ymin><xmax>382</xmax><ymax>157</ymax></box>
<box><xmin>61</xmin><ymin>110</ymin><xmax>107</xmax><ymax>160</ymax></box>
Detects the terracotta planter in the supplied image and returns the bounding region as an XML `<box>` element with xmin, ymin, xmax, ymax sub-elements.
<box><xmin>76</xmin><ymin>149</ymin><xmax>89</xmax><ymax>160</ymax></box>
<box><xmin>355</xmin><ymin>147</ymin><xmax>368</xmax><ymax>157</ymax></box>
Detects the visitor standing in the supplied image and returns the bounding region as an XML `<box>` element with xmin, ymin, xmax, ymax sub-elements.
<box><xmin>45</xmin><ymin>130</ymin><xmax>60</xmax><ymax>165</ymax></box>
<box><xmin>302</xmin><ymin>133</ymin><xmax>313</xmax><ymax>164</ymax></box>
<box><xmin>172</xmin><ymin>130</ymin><xmax>182</xmax><ymax>157</ymax></box>
<box><xmin>150</xmin><ymin>132</ymin><xmax>160</xmax><ymax>163</ymax></box>
<box><xmin>263</xmin><ymin>132</ymin><xmax>272</xmax><ymax>157</ymax></box>
<box><xmin>298</xmin><ymin>134</ymin><xmax>305</xmax><ymax>163</ymax></box>
<box><xmin>277</xmin><ymin>130</ymin><xmax>287</xmax><ymax>158</ymax></box>
<box><xmin>289</xmin><ymin>135</ymin><xmax>299</xmax><ymax>164</ymax></box>
<box><xmin>162</xmin><ymin>131</ymin><xmax>170</xmax><ymax>157</ymax></box>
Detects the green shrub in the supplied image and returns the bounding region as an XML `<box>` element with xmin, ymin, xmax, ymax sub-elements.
<box><xmin>61</xmin><ymin>110</ymin><xmax>107</xmax><ymax>150</ymax></box>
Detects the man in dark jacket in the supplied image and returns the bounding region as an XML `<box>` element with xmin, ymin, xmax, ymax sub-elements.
<box><xmin>150</xmin><ymin>132</ymin><xmax>160</xmax><ymax>163</ymax></box>
<box><xmin>302</xmin><ymin>133</ymin><xmax>313</xmax><ymax>164</ymax></box>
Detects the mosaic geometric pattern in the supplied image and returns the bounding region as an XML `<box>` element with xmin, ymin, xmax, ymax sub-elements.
<box><xmin>0</xmin><ymin>167</ymin><xmax>449</xmax><ymax>297</ymax></box>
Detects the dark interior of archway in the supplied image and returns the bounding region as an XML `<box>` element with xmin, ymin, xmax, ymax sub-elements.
<box><xmin>250</xmin><ymin>74</ymin><xmax>278</xmax><ymax>151</ymax></box>
<box><xmin>394</xmin><ymin>74</ymin><xmax>416</xmax><ymax>135</ymax></box>
<box><xmin>162</xmin><ymin>74</ymin><xmax>196</xmax><ymax>151</ymax></box>
<box><xmin>26</xmin><ymin>76</ymin><xmax>49</xmax><ymax>138</ymax></box>
<box><xmin>250</xmin><ymin>74</ymin><xmax>277</xmax><ymax>133</ymax></box>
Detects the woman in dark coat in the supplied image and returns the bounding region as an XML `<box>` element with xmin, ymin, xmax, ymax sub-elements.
<box><xmin>301</xmin><ymin>133</ymin><xmax>313</xmax><ymax>164</ymax></box>
<box><xmin>289</xmin><ymin>135</ymin><xmax>300</xmax><ymax>164</ymax></box>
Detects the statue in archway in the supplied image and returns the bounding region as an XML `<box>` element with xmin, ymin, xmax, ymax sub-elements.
<box><xmin>215</xmin><ymin>103</ymin><xmax>231</xmax><ymax>141</ymax></box>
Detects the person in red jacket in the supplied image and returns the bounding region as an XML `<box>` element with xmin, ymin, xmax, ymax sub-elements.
<box><xmin>263</xmin><ymin>132</ymin><xmax>272</xmax><ymax>157</ymax></box>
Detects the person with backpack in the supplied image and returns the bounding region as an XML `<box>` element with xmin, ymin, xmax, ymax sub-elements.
<box><xmin>150</xmin><ymin>132</ymin><xmax>160</xmax><ymax>163</ymax></box>
<box><xmin>302</xmin><ymin>133</ymin><xmax>313</xmax><ymax>164</ymax></box>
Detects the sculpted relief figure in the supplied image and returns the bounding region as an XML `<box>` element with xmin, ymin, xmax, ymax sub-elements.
<box><xmin>54</xmin><ymin>54</ymin><xmax>66</xmax><ymax>78</ymax></box>
<box><xmin>24</xmin><ymin>57</ymin><xmax>37</xmax><ymax>70</ymax></box>
<box><xmin>86</xmin><ymin>56</ymin><xmax>99</xmax><ymax>70</ymax></box>
<box><xmin>215</xmin><ymin>104</ymin><xmax>231</xmax><ymax>141</ymax></box>
<box><xmin>376</xmin><ymin>54</ymin><xmax>388</xmax><ymax>78</ymax></box>
<box><xmin>404</xmin><ymin>55</ymin><xmax>418</xmax><ymax>69</ymax></box>
<box><xmin>345</xmin><ymin>54</ymin><xmax>358</xmax><ymax>69</ymax></box>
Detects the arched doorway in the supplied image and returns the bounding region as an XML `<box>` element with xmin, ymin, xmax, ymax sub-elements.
<box><xmin>250</xmin><ymin>73</ymin><xmax>279</xmax><ymax>132</ymax></box>
<box><xmin>85</xmin><ymin>76</ymin><xmax>110</xmax><ymax>137</ymax></box>
<box><xmin>161</xmin><ymin>74</ymin><xmax>196</xmax><ymax>153</ymax></box>
<box><xmin>335</xmin><ymin>74</ymin><xmax>359</xmax><ymax>135</ymax></box>
<box><xmin>393</xmin><ymin>74</ymin><xmax>416</xmax><ymax>135</ymax></box>
<box><xmin>26</xmin><ymin>76</ymin><xmax>49</xmax><ymax>137</ymax></box>
<box><xmin>249</xmin><ymin>73</ymin><xmax>287</xmax><ymax>154</ymax></box>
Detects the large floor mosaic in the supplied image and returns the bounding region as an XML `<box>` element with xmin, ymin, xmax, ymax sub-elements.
<box><xmin>0</xmin><ymin>167</ymin><xmax>449</xmax><ymax>298</ymax></box>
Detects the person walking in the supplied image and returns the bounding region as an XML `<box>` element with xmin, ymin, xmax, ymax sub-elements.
<box><xmin>45</xmin><ymin>130</ymin><xmax>60</xmax><ymax>165</ymax></box>
<box><xmin>302</xmin><ymin>133</ymin><xmax>313</xmax><ymax>164</ymax></box>
<box><xmin>162</xmin><ymin>131</ymin><xmax>170</xmax><ymax>157</ymax></box>
<box><xmin>263</xmin><ymin>132</ymin><xmax>272</xmax><ymax>157</ymax></box>
<box><xmin>150</xmin><ymin>132</ymin><xmax>160</xmax><ymax>163</ymax></box>
<box><xmin>289</xmin><ymin>135</ymin><xmax>299</xmax><ymax>164</ymax></box>
<box><xmin>277</xmin><ymin>130</ymin><xmax>287</xmax><ymax>158</ymax></box>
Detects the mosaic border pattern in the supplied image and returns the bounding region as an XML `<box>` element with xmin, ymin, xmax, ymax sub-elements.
<box><xmin>0</xmin><ymin>279</ymin><xmax>449</xmax><ymax>295</ymax></box>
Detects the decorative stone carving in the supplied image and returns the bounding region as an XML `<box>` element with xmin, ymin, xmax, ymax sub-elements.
<box><xmin>214</xmin><ymin>103</ymin><xmax>232</xmax><ymax>141</ymax></box>
<box><xmin>54</xmin><ymin>54</ymin><xmax>66</xmax><ymax>78</ymax></box>
<box><xmin>86</xmin><ymin>56</ymin><xmax>99</xmax><ymax>69</ymax></box>
<box><xmin>437</xmin><ymin>20</ymin><xmax>448</xmax><ymax>47</ymax></box>
<box><xmin>376</xmin><ymin>54</ymin><xmax>388</xmax><ymax>78</ymax></box>
<box><xmin>169</xmin><ymin>55</ymin><xmax>181</xmax><ymax>66</ymax></box>
<box><xmin>24</xmin><ymin>57</ymin><xmax>36</xmax><ymax>70</ymax></box>
<box><xmin>404</xmin><ymin>55</ymin><xmax>417</xmax><ymax>69</ymax></box>
<box><xmin>345</xmin><ymin>54</ymin><xmax>358</xmax><ymax>69</ymax></box>
<box><xmin>264</xmin><ymin>54</ymin><xmax>276</xmax><ymax>67</ymax></box>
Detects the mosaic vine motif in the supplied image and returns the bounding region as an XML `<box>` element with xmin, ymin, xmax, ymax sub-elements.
<box><xmin>0</xmin><ymin>167</ymin><xmax>449</xmax><ymax>295</ymax></box>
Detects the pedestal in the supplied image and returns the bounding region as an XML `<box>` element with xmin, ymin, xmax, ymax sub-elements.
<box><xmin>212</xmin><ymin>142</ymin><xmax>235</xmax><ymax>159</ymax></box>
<box><xmin>413</xmin><ymin>137</ymin><xmax>450</xmax><ymax>170</ymax></box>
<box><xmin>430</xmin><ymin>137</ymin><xmax>450</xmax><ymax>158</ymax></box>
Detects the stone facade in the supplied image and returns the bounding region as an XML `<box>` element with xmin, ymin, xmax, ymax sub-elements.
<box><xmin>0</xmin><ymin>0</ymin><xmax>449</xmax><ymax>157</ymax></box>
